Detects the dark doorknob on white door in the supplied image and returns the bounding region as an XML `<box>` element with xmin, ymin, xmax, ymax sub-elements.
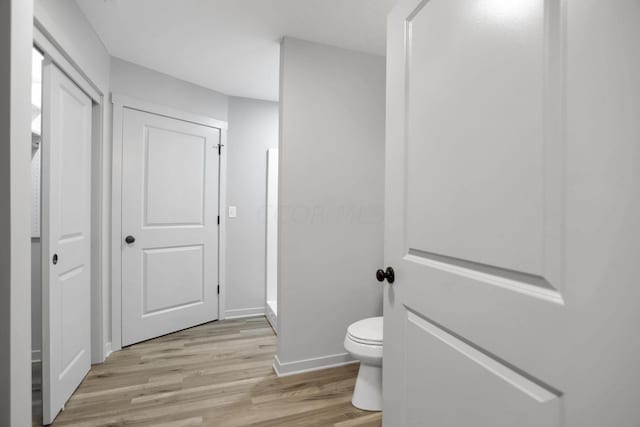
<box><xmin>376</xmin><ymin>267</ymin><xmax>395</xmax><ymax>284</ymax></box>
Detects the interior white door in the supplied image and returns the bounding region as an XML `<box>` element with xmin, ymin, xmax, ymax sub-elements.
<box><xmin>41</xmin><ymin>60</ymin><xmax>92</xmax><ymax>425</ymax></box>
<box><xmin>384</xmin><ymin>1</ymin><xmax>640</xmax><ymax>426</ymax></box>
<box><xmin>121</xmin><ymin>108</ymin><xmax>220</xmax><ymax>346</ymax></box>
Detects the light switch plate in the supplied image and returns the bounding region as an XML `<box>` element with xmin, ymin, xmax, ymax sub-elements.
<box><xmin>228</xmin><ymin>206</ymin><xmax>237</xmax><ymax>218</ymax></box>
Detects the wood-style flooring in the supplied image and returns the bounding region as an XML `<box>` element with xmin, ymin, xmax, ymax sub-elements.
<box><xmin>39</xmin><ymin>316</ymin><xmax>381</xmax><ymax>427</ymax></box>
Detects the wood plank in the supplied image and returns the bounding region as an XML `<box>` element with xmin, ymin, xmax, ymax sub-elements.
<box><xmin>36</xmin><ymin>317</ymin><xmax>380</xmax><ymax>427</ymax></box>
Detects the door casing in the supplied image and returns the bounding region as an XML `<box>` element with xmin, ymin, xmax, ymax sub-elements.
<box><xmin>110</xmin><ymin>94</ymin><xmax>228</xmax><ymax>353</ymax></box>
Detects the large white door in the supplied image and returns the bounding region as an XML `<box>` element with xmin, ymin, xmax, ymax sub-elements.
<box><xmin>384</xmin><ymin>1</ymin><xmax>640</xmax><ymax>426</ymax></box>
<box><xmin>41</xmin><ymin>61</ymin><xmax>92</xmax><ymax>425</ymax></box>
<box><xmin>121</xmin><ymin>108</ymin><xmax>220</xmax><ymax>346</ymax></box>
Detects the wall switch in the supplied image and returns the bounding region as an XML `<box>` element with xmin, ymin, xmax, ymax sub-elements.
<box><xmin>228</xmin><ymin>206</ymin><xmax>237</xmax><ymax>218</ymax></box>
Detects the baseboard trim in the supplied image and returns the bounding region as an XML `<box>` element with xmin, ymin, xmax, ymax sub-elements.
<box><xmin>265</xmin><ymin>303</ymin><xmax>277</xmax><ymax>334</ymax></box>
<box><xmin>225</xmin><ymin>307</ymin><xmax>265</xmax><ymax>319</ymax></box>
<box><xmin>103</xmin><ymin>342</ymin><xmax>113</xmax><ymax>360</ymax></box>
<box><xmin>32</xmin><ymin>349</ymin><xmax>41</xmax><ymax>363</ymax></box>
<box><xmin>273</xmin><ymin>353</ymin><xmax>357</xmax><ymax>377</ymax></box>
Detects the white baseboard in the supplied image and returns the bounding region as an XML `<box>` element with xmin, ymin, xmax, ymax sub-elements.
<box><xmin>225</xmin><ymin>307</ymin><xmax>265</xmax><ymax>319</ymax></box>
<box><xmin>265</xmin><ymin>303</ymin><xmax>277</xmax><ymax>334</ymax></box>
<box><xmin>103</xmin><ymin>342</ymin><xmax>113</xmax><ymax>360</ymax></box>
<box><xmin>273</xmin><ymin>353</ymin><xmax>357</xmax><ymax>377</ymax></box>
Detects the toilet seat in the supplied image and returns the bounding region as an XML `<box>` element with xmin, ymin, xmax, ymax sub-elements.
<box><xmin>347</xmin><ymin>317</ymin><xmax>383</xmax><ymax>346</ymax></box>
<box><xmin>347</xmin><ymin>333</ymin><xmax>382</xmax><ymax>346</ymax></box>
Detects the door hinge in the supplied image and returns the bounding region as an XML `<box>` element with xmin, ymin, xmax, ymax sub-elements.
<box><xmin>218</xmin><ymin>144</ymin><xmax>224</xmax><ymax>155</ymax></box>
<box><xmin>217</xmin><ymin>284</ymin><xmax>220</xmax><ymax>295</ymax></box>
<box><xmin>217</xmin><ymin>215</ymin><xmax>220</xmax><ymax>225</ymax></box>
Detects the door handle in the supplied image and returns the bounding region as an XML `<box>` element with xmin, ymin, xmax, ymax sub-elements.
<box><xmin>125</xmin><ymin>235</ymin><xmax>136</xmax><ymax>244</ymax></box>
<box><xmin>376</xmin><ymin>267</ymin><xmax>395</xmax><ymax>284</ymax></box>
<box><xmin>52</xmin><ymin>254</ymin><xmax>58</xmax><ymax>265</ymax></box>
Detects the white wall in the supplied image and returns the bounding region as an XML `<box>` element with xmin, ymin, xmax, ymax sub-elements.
<box><xmin>111</xmin><ymin>58</ymin><xmax>228</xmax><ymax>121</ymax></box>
<box><xmin>0</xmin><ymin>0</ymin><xmax>34</xmax><ymax>423</ymax></box>
<box><xmin>226</xmin><ymin>96</ymin><xmax>279</xmax><ymax>318</ymax></box>
<box><xmin>275</xmin><ymin>38</ymin><xmax>385</xmax><ymax>375</ymax></box>
<box><xmin>35</xmin><ymin>0</ymin><xmax>110</xmax><ymax>91</ymax></box>
<box><xmin>34</xmin><ymin>0</ymin><xmax>112</xmax><ymax>360</ymax></box>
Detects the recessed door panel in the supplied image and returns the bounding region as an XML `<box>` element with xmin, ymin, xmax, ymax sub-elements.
<box><xmin>143</xmin><ymin>245</ymin><xmax>204</xmax><ymax>315</ymax></box>
<box><xmin>144</xmin><ymin>127</ymin><xmax>206</xmax><ymax>227</ymax></box>
<box><xmin>59</xmin><ymin>266</ymin><xmax>89</xmax><ymax>371</ymax></box>
<box><xmin>121</xmin><ymin>108</ymin><xmax>220</xmax><ymax>346</ymax></box>
<box><xmin>406</xmin><ymin>0</ymin><xmax>545</xmax><ymax>276</ymax></box>
<box><xmin>405</xmin><ymin>311</ymin><xmax>560</xmax><ymax>427</ymax></box>
<box><xmin>59</xmin><ymin>86</ymin><xmax>91</xmax><ymax>240</ymax></box>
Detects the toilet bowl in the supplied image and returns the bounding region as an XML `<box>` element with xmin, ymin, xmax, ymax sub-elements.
<box><xmin>344</xmin><ymin>316</ymin><xmax>383</xmax><ymax>411</ymax></box>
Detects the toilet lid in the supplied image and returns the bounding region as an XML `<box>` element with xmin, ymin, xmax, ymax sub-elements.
<box><xmin>347</xmin><ymin>317</ymin><xmax>383</xmax><ymax>345</ymax></box>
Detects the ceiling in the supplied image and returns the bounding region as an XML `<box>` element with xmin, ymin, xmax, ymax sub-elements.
<box><xmin>75</xmin><ymin>0</ymin><xmax>397</xmax><ymax>101</ymax></box>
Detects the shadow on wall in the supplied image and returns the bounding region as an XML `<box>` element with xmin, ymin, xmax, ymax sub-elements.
<box><xmin>275</xmin><ymin>37</ymin><xmax>385</xmax><ymax>376</ymax></box>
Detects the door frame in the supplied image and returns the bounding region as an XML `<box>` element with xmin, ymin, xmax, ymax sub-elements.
<box><xmin>110</xmin><ymin>94</ymin><xmax>228</xmax><ymax>352</ymax></box>
<box><xmin>33</xmin><ymin>22</ymin><xmax>106</xmax><ymax>365</ymax></box>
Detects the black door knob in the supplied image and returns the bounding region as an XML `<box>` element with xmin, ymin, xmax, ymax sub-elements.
<box><xmin>52</xmin><ymin>254</ymin><xmax>58</xmax><ymax>265</ymax></box>
<box><xmin>125</xmin><ymin>235</ymin><xmax>136</xmax><ymax>244</ymax></box>
<box><xmin>376</xmin><ymin>267</ymin><xmax>395</xmax><ymax>284</ymax></box>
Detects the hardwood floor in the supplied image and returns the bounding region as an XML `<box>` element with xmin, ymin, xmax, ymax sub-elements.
<box><xmin>43</xmin><ymin>316</ymin><xmax>381</xmax><ymax>427</ymax></box>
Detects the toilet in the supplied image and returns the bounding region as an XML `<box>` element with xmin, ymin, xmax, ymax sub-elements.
<box><xmin>344</xmin><ymin>316</ymin><xmax>383</xmax><ymax>411</ymax></box>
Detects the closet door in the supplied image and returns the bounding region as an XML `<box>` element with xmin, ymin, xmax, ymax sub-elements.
<box><xmin>41</xmin><ymin>60</ymin><xmax>93</xmax><ymax>425</ymax></box>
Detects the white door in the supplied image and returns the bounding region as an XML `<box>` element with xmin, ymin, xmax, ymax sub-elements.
<box><xmin>41</xmin><ymin>61</ymin><xmax>92</xmax><ymax>425</ymax></box>
<box><xmin>384</xmin><ymin>1</ymin><xmax>640</xmax><ymax>426</ymax></box>
<box><xmin>121</xmin><ymin>108</ymin><xmax>220</xmax><ymax>346</ymax></box>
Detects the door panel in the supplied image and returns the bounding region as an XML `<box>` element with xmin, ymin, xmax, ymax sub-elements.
<box><xmin>384</xmin><ymin>0</ymin><xmax>640</xmax><ymax>426</ymax></box>
<box><xmin>144</xmin><ymin>126</ymin><xmax>206</xmax><ymax>226</ymax></box>
<box><xmin>42</xmin><ymin>61</ymin><xmax>92</xmax><ymax>425</ymax></box>
<box><xmin>143</xmin><ymin>245</ymin><xmax>204</xmax><ymax>314</ymax></box>
<box><xmin>406</xmin><ymin>0</ymin><xmax>546</xmax><ymax>276</ymax></box>
<box><xmin>121</xmin><ymin>108</ymin><xmax>220</xmax><ymax>346</ymax></box>
<box><xmin>405</xmin><ymin>312</ymin><xmax>560</xmax><ymax>427</ymax></box>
